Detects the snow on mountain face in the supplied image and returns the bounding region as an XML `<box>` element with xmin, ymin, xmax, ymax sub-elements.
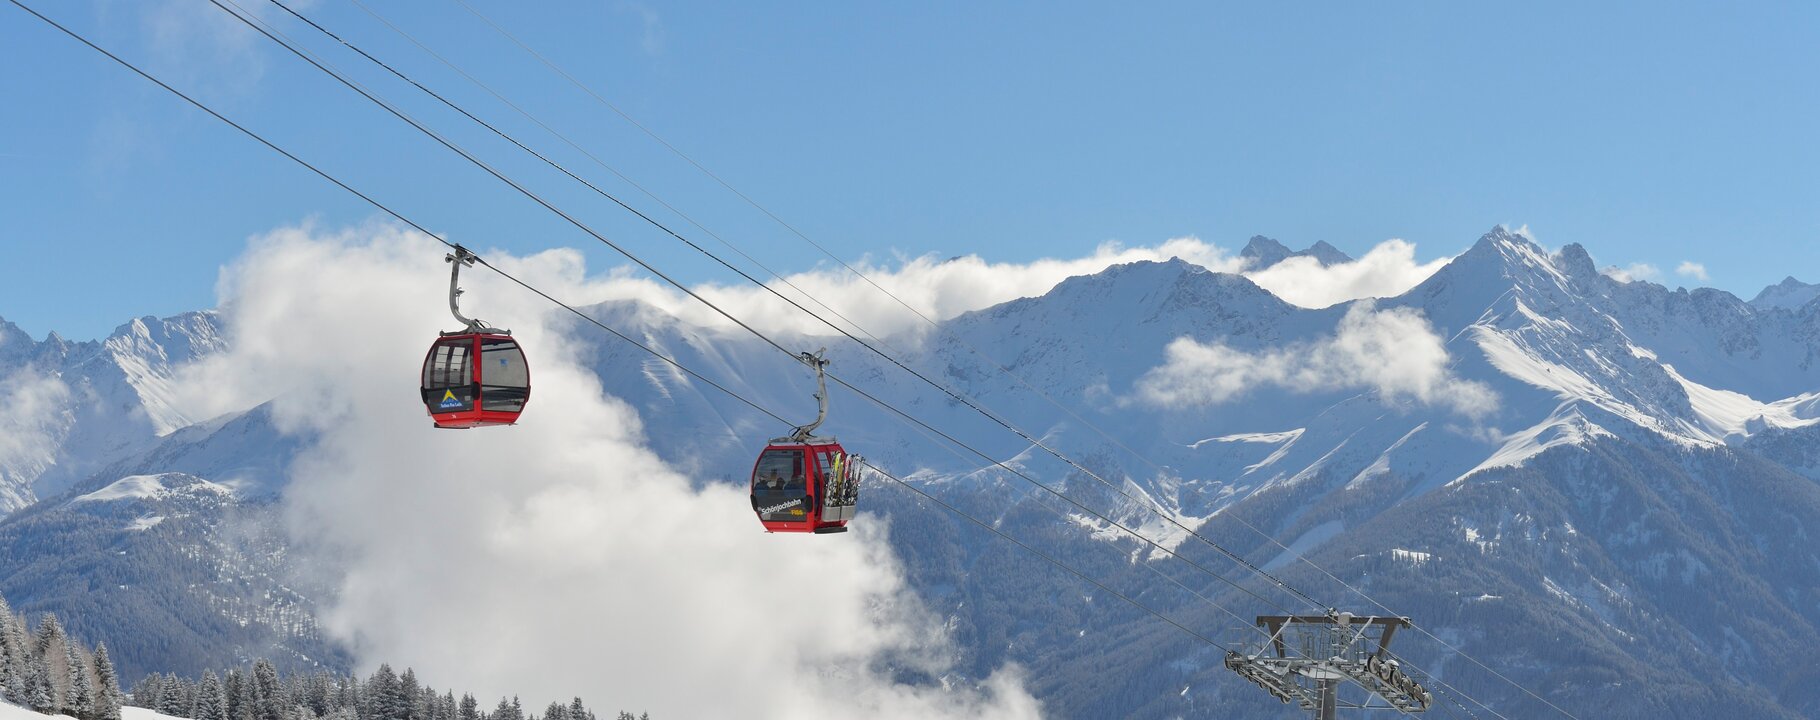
<box><xmin>1751</xmin><ymin>276</ymin><xmax>1820</xmax><ymax>311</ymax></box>
<box><xmin>0</xmin><ymin>464</ymin><xmax>344</xmax><ymax>681</ymax></box>
<box><xmin>7</xmin><ymin>226</ymin><xmax>1820</xmax><ymax>717</ymax></box>
<box><xmin>71</xmin><ymin>473</ymin><xmax>233</xmax><ymax>505</ymax></box>
<box><xmin>0</xmin><ymin>312</ymin><xmax>225</xmax><ymax>512</ymax></box>
<box><xmin>1409</xmin><ymin>230</ymin><xmax>1820</xmax><ymax>448</ymax></box>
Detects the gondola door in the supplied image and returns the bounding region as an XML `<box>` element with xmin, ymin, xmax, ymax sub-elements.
<box><xmin>422</xmin><ymin>335</ymin><xmax>478</xmax><ymax>424</ymax></box>
<box><xmin>751</xmin><ymin>445</ymin><xmax>816</xmax><ymax>532</ymax></box>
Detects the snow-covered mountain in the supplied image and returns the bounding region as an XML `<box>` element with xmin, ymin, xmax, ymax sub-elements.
<box><xmin>1752</xmin><ymin>276</ymin><xmax>1820</xmax><ymax>311</ymax></box>
<box><xmin>0</xmin><ymin>313</ymin><xmax>225</xmax><ymax>512</ymax></box>
<box><xmin>0</xmin><ymin>410</ymin><xmax>343</xmax><ymax>681</ymax></box>
<box><xmin>6</xmin><ymin>229</ymin><xmax>1820</xmax><ymax>718</ymax></box>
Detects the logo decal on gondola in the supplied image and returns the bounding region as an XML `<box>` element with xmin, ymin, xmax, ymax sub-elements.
<box><xmin>438</xmin><ymin>389</ymin><xmax>464</xmax><ymax>409</ymax></box>
<box><xmin>759</xmin><ymin>499</ymin><xmax>803</xmax><ymax>516</ymax></box>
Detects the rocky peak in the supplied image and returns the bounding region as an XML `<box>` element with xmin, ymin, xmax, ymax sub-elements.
<box><xmin>1555</xmin><ymin>243</ymin><xmax>1600</xmax><ymax>282</ymax></box>
<box><xmin>1240</xmin><ymin>235</ymin><xmax>1354</xmax><ymax>269</ymax></box>
<box><xmin>1751</xmin><ymin>276</ymin><xmax>1820</xmax><ymax>311</ymax></box>
<box><xmin>1239</xmin><ymin>235</ymin><xmax>1295</xmax><ymax>268</ymax></box>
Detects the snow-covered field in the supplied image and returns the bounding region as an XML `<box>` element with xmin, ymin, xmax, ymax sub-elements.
<box><xmin>0</xmin><ymin>706</ymin><xmax>181</xmax><ymax>720</ymax></box>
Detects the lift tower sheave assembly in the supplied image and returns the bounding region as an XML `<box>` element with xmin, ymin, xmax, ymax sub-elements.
<box><xmin>1224</xmin><ymin>613</ymin><xmax>1434</xmax><ymax>718</ymax></box>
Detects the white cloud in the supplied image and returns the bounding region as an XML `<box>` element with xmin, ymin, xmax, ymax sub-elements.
<box><xmin>578</xmin><ymin>235</ymin><xmax>1449</xmax><ymax>338</ymax></box>
<box><xmin>1243</xmin><ymin>239</ymin><xmax>1452</xmax><ymax>309</ymax></box>
<box><xmin>1676</xmin><ymin>261</ymin><xmax>1709</xmax><ymax>282</ymax></box>
<box><xmin>170</xmin><ymin>223</ymin><xmax>1040</xmax><ymax>719</ymax></box>
<box><xmin>1601</xmin><ymin>263</ymin><xmax>1660</xmax><ymax>283</ymax></box>
<box><xmin>0</xmin><ymin>368</ymin><xmax>72</xmax><ymax>510</ymax></box>
<box><xmin>566</xmin><ymin>237</ymin><xmax>1244</xmax><ymax>338</ymax></box>
<box><xmin>1131</xmin><ymin>303</ymin><xmax>1498</xmax><ymax>417</ymax></box>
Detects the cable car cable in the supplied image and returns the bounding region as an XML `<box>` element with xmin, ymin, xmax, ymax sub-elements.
<box><xmin>213</xmin><ymin>0</ymin><xmax>1306</xmax><ymax>652</ymax></box>
<box><xmin>2</xmin><ymin>0</ymin><xmax>1250</xmax><ymax>662</ymax></box>
<box><xmin>6</xmin><ymin>9</ymin><xmax>1461</xmax><ymax>714</ymax></box>
<box><xmin>234</xmin><ymin>0</ymin><xmax>1325</xmax><ymax>617</ymax></box>
<box><xmin>207</xmin><ymin>10</ymin><xmax>1510</xmax><ymax>715</ymax></box>
<box><xmin>441</xmin><ymin>8</ymin><xmax>1568</xmax><ymax>717</ymax></box>
<box><xmin>225</xmin><ymin>4</ymin><xmax>1516</xmax><ymax>713</ymax></box>
<box><xmin>0</xmin><ymin>0</ymin><xmax>785</xmax><ymax>435</ymax></box>
<box><xmin>210</xmin><ymin>0</ymin><xmax>1309</xmax><ymax>611</ymax></box>
<box><xmin>337</xmin><ymin>0</ymin><xmax>896</xmax><ymax>355</ymax></box>
<box><xmin>10</xmin><ymin>14</ymin><xmax>1456</xmax><ymax>715</ymax></box>
<box><xmin>90</xmin><ymin>0</ymin><xmax>1521</xmax><ymax>710</ymax></box>
<box><xmin>314</xmin><ymin>9</ymin><xmax>1526</xmax><ymax>715</ymax></box>
<box><xmin>422</xmin><ymin>11</ymin><xmax>1563</xmax><ymax>715</ymax></box>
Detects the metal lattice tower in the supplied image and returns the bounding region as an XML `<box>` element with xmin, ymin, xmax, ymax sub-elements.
<box><xmin>1225</xmin><ymin>613</ymin><xmax>1434</xmax><ymax>718</ymax></box>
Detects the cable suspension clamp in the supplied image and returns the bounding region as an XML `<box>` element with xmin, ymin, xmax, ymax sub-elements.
<box><xmin>443</xmin><ymin>245</ymin><xmax>507</xmax><ymax>336</ymax></box>
<box><xmin>783</xmin><ymin>348</ymin><xmax>831</xmax><ymax>442</ymax></box>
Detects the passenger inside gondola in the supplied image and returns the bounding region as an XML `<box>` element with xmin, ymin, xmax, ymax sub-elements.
<box><xmin>752</xmin><ymin>448</ymin><xmax>811</xmax><ymax>523</ymax></box>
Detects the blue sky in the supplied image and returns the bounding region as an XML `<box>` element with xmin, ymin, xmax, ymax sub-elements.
<box><xmin>3</xmin><ymin>1</ymin><xmax>1817</xmax><ymax>340</ymax></box>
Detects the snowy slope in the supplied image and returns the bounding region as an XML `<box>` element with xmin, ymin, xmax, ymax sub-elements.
<box><xmin>6</xmin><ymin>227</ymin><xmax>1820</xmax><ymax>717</ymax></box>
<box><xmin>1751</xmin><ymin>276</ymin><xmax>1820</xmax><ymax>311</ymax></box>
<box><xmin>0</xmin><ymin>313</ymin><xmax>225</xmax><ymax>512</ymax></box>
<box><xmin>0</xmin><ymin>461</ymin><xmax>344</xmax><ymax>682</ymax></box>
<box><xmin>0</xmin><ymin>702</ymin><xmax>185</xmax><ymax>720</ymax></box>
<box><xmin>548</xmin><ymin>227</ymin><xmax>1820</xmax><ymax>717</ymax></box>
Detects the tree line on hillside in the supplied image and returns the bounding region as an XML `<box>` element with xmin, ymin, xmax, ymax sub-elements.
<box><xmin>0</xmin><ymin>596</ymin><xmax>124</xmax><ymax>720</ymax></box>
<box><xmin>0</xmin><ymin>591</ymin><xmax>649</xmax><ymax>720</ymax></box>
<box><xmin>127</xmin><ymin>663</ymin><xmax>650</xmax><ymax>720</ymax></box>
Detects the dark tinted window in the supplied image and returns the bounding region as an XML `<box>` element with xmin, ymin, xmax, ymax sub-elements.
<box><xmin>752</xmin><ymin>449</ymin><xmax>810</xmax><ymax>522</ymax></box>
<box><xmin>423</xmin><ymin>340</ymin><xmax>471</xmax><ymax>389</ymax></box>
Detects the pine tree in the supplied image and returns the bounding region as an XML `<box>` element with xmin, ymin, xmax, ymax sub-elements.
<box><xmin>36</xmin><ymin>614</ymin><xmax>71</xmax><ymax>712</ymax></box>
<box><xmin>254</xmin><ymin>659</ymin><xmax>284</xmax><ymax>720</ymax></box>
<box><xmin>64</xmin><ymin>642</ymin><xmax>93</xmax><ymax>720</ymax></box>
<box><xmin>541</xmin><ymin>702</ymin><xmax>566</xmax><ymax>720</ymax></box>
<box><xmin>130</xmin><ymin>673</ymin><xmax>164</xmax><ymax>710</ymax></box>
<box><xmin>27</xmin><ymin>656</ymin><xmax>56</xmax><ymax>713</ymax></box>
<box><xmin>304</xmin><ymin>672</ymin><xmax>331</xmax><ymax>717</ymax></box>
<box><xmin>158</xmin><ymin>676</ymin><xmax>193</xmax><ymax>717</ymax></box>
<box><xmin>226</xmin><ymin>669</ymin><xmax>249</xmax><ymax>720</ymax></box>
<box><xmin>566</xmin><ymin>698</ymin><xmax>588</xmax><ymax>720</ymax></box>
<box><xmin>0</xmin><ymin>599</ymin><xmax>19</xmax><ymax>704</ymax></box>
<box><xmin>396</xmin><ymin>669</ymin><xmax>419</xmax><ymax>720</ymax></box>
<box><xmin>490</xmin><ymin>698</ymin><xmax>516</xmax><ymax>720</ymax></box>
<box><xmin>9</xmin><ymin>615</ymin><xmax>30</xmax><ymax>705</ymax></box>
<box><xmin>366</xmin><ymin>665</ymin><xmax>400</xmax><ymax>720</ymax></box>
<box><xmin>195</xmin><ymin>671</ymin><xmax>229</xmax><ymax>720</ymax></box>
<box><xmin>337</xmin><ymin>676</ymin><xmax>359</xmax><ymax>720</ymax></box>
<box><xmin>458</xmin><ymin>694</ymin><xmax>478</xmax><ymax>720</ymax></box>
<box><xmin>33</xmin><ymin>614</ymin><xmax>62</xmax><ymax>656</ymax></box>
<box><xmin>92</xmin><ymin>643</ymin><xmax>123</xmax><ymax>720</ymax></box>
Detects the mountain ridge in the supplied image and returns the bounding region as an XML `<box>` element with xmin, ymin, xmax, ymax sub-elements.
<box><xmin>3</xmin><ymin>228</ymin><xmax>1818</xmax><ymax>717</ymax></box>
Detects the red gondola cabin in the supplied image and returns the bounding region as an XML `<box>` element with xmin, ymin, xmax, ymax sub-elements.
<box><xmin>420</xmin><ymin>333</ymin><xmax>530</xmax><ymax>428</ymax></box>
<box><xmin>750</xmin><ymin>438</ymin><xmax>859</xmax><ymax>534</ymax></box>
